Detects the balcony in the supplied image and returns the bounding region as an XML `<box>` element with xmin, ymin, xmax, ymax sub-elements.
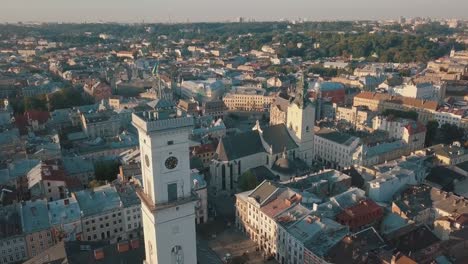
<box><xmin>136</xmin><ymin>187</ymin><xmax>198</xmax><ymax>213</ymax></box>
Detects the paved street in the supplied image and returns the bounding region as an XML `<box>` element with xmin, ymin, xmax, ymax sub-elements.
<box><xmin>209</xmin><ymin>228</ymin><xmax>278</xmax><ymax>264</ymax></box>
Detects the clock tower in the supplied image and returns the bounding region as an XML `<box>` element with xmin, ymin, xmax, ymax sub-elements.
<box><xmin>132</xmin><ymin>102</ymin><xmax>197</xmax><ymax>264</ymax></box>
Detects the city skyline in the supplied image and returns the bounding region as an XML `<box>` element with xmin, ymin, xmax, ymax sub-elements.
<box><xmin>2</xmin><ymin>0</ymin><xmax>468</xmax><ymax>23</ymax></box>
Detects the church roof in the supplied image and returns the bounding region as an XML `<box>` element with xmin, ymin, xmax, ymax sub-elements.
<box><xmin>262</xmin><ymin>124</ymin><xmax>298</xmax><ymax>154</ymax></box>
<box><xmin>216</xmin><ymin>124</ymin><xmax>298</xmax><ymax>161</ymax></box>
<box><xmin>217</xmin><ymin>130</ymin><xmax>264</xmax><ymax>161</ymax></box>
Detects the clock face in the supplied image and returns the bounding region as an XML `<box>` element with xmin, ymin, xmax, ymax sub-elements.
<box><xmin>165</xmin><ymin>156</ymin><xmax>178</xmax><ymax>170</ymax></box>
<box><xmin>145</xmin><ymin>154</ymin><xmax>150</xmax><ymax>167</ymax></box>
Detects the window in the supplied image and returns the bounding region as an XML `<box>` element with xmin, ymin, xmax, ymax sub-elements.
<box><xmin>167</xmin><ymin>183</ymin><xmax>178</xmax><ymax>202</ymax></box>
<box><xmin>168</xmin><ymin>140</ymin><xmax>174</xmax><ymax>145</ymax></box>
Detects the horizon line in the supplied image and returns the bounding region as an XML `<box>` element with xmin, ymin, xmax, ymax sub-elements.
<box><xmin>0</xmin><ymin>16</ymin><xmax>466</xmax><ymax>25</ymax></box>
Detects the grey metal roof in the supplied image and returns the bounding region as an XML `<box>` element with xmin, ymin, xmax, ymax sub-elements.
<box><xmin>217</xmin><ymin>130</ymin><xmax>264</xmax><ymax>161</ymax></box>
<box><xmin>217</xmin><ymin>124</ymin><xmax>298</xmax><ymax>161</ymax></box>
<box><xmin>248</xmin><ymin>181</ymin><xmax>279</xmax><ymax>205</ymax></box>
<box><xmin>262</xmin><ymin>124</ymin><xmax>298</xmax><ymax>154</ymax></box>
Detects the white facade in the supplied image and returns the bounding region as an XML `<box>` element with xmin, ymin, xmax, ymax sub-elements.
<box><xmin>287</xmin><ymin>102</ymin><xmax>315</xmax><ymax>165</ymax></box>
<box><xmin>313</xmin><ymin>128</ymin><xmax>361</xmax><ymax>169</ymax></box>
<box><xmin>81</xmin><ymin>207</ymin><xmax>126</xmax><ymax>242</ymax></box>
<box><xmin>434</xmin><ymin>110</ymin><xmax>463</xmax><ymax>127</ymax></box>
<box><xmin>133</xmin><ymin>111</ymin><xmax>197</xmax><ymax>264</ymax></box>
<box><xmin>123</xmin><ymin>205</ymin><xmax>142</xmax><ymax>234</ymax></box>
<box><xmin>372</xmin><ymin>116</ymin><xmax>404</xmax><ymax>140</ymax></box>
<box><xmin>391</xmin><ymin>83</ymin><xmax>438</xmax><ymax>101</ymax></box>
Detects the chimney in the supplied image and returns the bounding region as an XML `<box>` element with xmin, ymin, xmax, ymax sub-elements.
<box><xmin>94</xmin><ymin>248</ymin><xmax>104</xmax><ymax>260</ymax></box>
<box><xmin>312</xmin><ymin>203</ymin><xmax>318</xmax><ymax>212</ymax></box>
<box><xmin>117</xmin><ymin>241</ymin><xmax>130</xmax><ymax>253</ymax></box>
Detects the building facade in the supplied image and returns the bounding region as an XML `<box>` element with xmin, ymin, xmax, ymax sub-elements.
<box><xmin>132</xmin><ymin>104</ymin><xmax>198</xmax><ymax>264</ymax></box>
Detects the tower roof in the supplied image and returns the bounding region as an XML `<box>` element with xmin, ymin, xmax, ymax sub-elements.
<box><xmin>292</xmin><ymin>72</ymin><xmax>311</xmax><ymax>109</ymax></box>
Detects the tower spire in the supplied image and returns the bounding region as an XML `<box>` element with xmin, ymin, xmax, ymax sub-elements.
<box><xmin>293</xmin><ymin>71</ymin><xmax>309</xmax><ymax>108</ymax></box>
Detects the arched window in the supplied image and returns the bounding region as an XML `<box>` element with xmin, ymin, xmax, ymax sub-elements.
<box><xmin>221</xmin><ymin>165</ymin><xmax>226</xmax><ymax>190</ymax></box>
<box><xmin>229</xmin><ymin>164</ymin><xmax>233</xmax><ymax>190</ymax></box>
<box><xmin>306</xmin><ymin>126</ymin><xmax>310</xmax><ymax>132</ymax></box>
<box><xmin>171</xmin><ymin>245</ymin><xmax>183</xmax><ymax>264</ymax></box>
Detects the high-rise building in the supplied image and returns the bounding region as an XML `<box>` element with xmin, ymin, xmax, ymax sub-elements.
<box><xmin>132</xmin><ymin>101</ymin><xmax>197</xmax><ymax>264</ymax></box>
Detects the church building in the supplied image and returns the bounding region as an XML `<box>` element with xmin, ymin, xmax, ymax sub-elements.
<box><xmin>210</xmin><ymin>74</ymin><xmax>315</xmax><ymax>193</ymax></box>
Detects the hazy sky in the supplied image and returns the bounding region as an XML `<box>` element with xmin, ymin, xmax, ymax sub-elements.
<box><xmin>1</xmin><ymin>0</ymin><xmax>467</xmax><ymax>23</ymax></box>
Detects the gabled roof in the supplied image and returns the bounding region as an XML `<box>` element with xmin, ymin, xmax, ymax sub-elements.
<box><xmin>217</xmin><ymin>130</ymin><xmax>264</xmax><ymax>161</ymax></box>
<box><xmin>262</xmin><ymin>124</ymin><xmax>298</xmax><ymax>154</ymax></box>
<box><xmin>216</xmin><ymin>124</ymin><xmax>298</xmax><ymax>161</ymax></box>
<box><xmin>248</xmin><ymin>181</ymin><xmax>279</xmax><ymax>205</ymax></box>
<box><xmin>147</xmin><ymin>99</ymin><xmax>174</xmax><ymax>109</ymax></box>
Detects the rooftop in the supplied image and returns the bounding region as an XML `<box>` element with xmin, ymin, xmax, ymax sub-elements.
<box><xmin>20</xmin><ymin>199</ymin><xmax>51</xmax><ymax>233</ymax></box>
<box><xmin>355</xmin><ymin>92</ymin><xmax>438</xmax><ymax>111</ymax></box>
<box><xmin>74</xmin><ymin>185</ymin><xmax>122</xmax><ymax>217</ymax></box>
<box><xmin>315</xmin><ymin>128</ymin><xmax>358</xmax><ymax>146</ymax></box>
<box><xmin>132</xmin><ymin>110</ymin><xmax>194</xmax><ymax>133</ymax></box>
<box><xmin>326</xmin><ymin>227</ymin><xmax>387</xmax><ymax>264</ymax></box>
<box><xmin>62</xmin><ymin>157</ymin><xmax>95</xmax><ymax>175</ymax></box>
<box><xmin>48</xmin><ymin>197</ymin><xmax>82</xmax><ymax>226</ymax></box>
<box><xmin>248</xmin><ymin>181</ymin><xmax>279</xmax><ymax>205</ymax></box>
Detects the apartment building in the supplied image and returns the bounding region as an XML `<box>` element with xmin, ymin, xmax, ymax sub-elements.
<box><xmin>313</xmin><ymin>127</ymin><xmax>361</xmax><ymax>170</ymax></box>
<box><xmin>223</xmin><ymin>87</ymin><xmax>275</xmax><ymax>112</ymax></box>
<box><xmin>335</xmin><ymin>105</ymin><xmax>375</xmax><ymax>130</ymax></box>
<box><xmin>236</xmin><ymin>180</ymin><xmax>349</xmax><ymax>264</ymax></box>
<box><xmin>19</xmin><ymin>200</ymin><xmax>55</xmax><ymax>258</ymax></box>
<box><xmin>0</xmin><ymin>204</ymin><xmax>27</xmax><ymax>264</ymax></box>
<box><xmin>353</xmin><ymin>92</ymin><xmax>438</xmax><ymax>123</ymax></box>
<box><xmin>73</xmin><ymin>184</ymin><xmax>141</xmax><ymax>243</ymax></box>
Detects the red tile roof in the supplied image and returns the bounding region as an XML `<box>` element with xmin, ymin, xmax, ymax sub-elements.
<box><xmin>336</xmin><ymin>199</ymin><xmax>383</xmax><ymax>230</ymax></box>
<box><xmin>405</xmin><ymin>122</ymin><xmax>426</xmax><ymax>135</ymax></box>
<box><xmin>355</xmin><ymin>92</ymin><xmax>438</xmax><ymax>111</ymax></box>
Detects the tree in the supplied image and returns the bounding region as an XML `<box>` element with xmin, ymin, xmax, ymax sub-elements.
<box><xmin>425</xmin><ymin>120</ymin><xmax>439</xmax><ymax>147</ymax></box>
<box><xmin>381</xmin><ymin>109</ymin><xmax>418</xmax><ymax>121</ymax></box>
<box><xmin>438</xmin><ymin>123</ymin><xmax>465</xmax><ymax>145</ymax></box>
<box><xmin>88</xmin><ymin>180</ymin><xmax>106</xmax><ymax>189</ymax></box>
<box><xmin>24</xmin><ymin>96</ymin><xmax>47</xmax><ymax>111</ymax></box>
<box><xmin>94</xmin><ymin>160</ymin><xmax>120</xmax><ymax>182</ymax></box>
<box><xmin>49</xmin><ymin>87</ymin><xmax>93</xmax><ymax>110</ymax></box>
<box><xmin>238</xmin><ymin>170</ymin><xmax>259</xmax><ymax>192</ymax></box>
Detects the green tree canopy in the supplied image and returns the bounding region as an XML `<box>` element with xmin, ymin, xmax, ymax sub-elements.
<box><xmin>425</xmin><ymin>120</ymin><xmax>439</xmax><ymax>147</ymax></box>
<box><xmin>238</xmin><ymin>170</ymin><xmax>259</xmax><ymax>192</ymax></box>
<box><xmin>94</xmin><ymin>160</ymin><xmax>120</xmax><ymax>182</ymax></box>
<box><xmin>381</xmin><ymin>109</ymin><xmax>418</xmax><ymax>121</ymax></box>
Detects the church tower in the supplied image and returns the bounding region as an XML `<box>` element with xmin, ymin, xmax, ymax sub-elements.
<box><xmin>132</xmin><ymin>102</ymin><xmax>197</xmax><ymax>264</ymax></box>
<box><xmin>286</xmin><ymin>73</ymin><xmax>315</xmax><ymax>165</ymax></box>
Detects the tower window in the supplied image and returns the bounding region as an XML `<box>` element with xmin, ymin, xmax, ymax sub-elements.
<box><xmin>168</xmin><ymin>183</ymin><xmax>178</xmax><ymax>202</ymax></box>
<box><xmin>167</xmin><ymin>140</ymin><xmax>174</xmax><ymax>145</ymax></box>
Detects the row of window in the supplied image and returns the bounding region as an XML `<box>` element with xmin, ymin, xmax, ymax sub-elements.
<box><xmin>0</xmin><ymin>252</ymin><xmax>26</xmax><ymax>264</ymax></box>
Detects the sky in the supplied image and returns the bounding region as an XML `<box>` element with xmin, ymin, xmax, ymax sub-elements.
<box><xmin>1</xmin><ymin>0</ymin><xmax>467</xmax><ymax>23</ymax></box>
